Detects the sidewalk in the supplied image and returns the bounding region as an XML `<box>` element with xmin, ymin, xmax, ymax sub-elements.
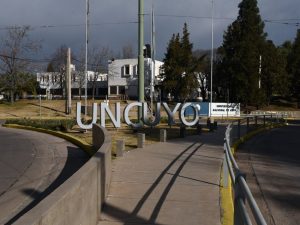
<box><xmin>99</xmin><ymin>127</ymin><xmax>226</xmax><ymax>225</ymax></box>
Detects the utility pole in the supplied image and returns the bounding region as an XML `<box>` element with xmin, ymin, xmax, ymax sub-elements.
<box><xmin>65</xmin><ymin>48</ymin><xmax>72</xmax><ymax>114</ymax></box>
<box><xmin>258</xmin><ymin>55</ymin><xmax>262</xmax><ymax>89</ymax></box>
<box><xmin>209</xmin><ymin>0</ymin><xmax>214</xmax><ymax>118</ymax></box>
<box><xmin>138</xmin><ymin>0</ymin><xmax>145</xmax><ymax>120</ymax></box>
<box><xmin>150</xmin><ymin>1</ymin><xmax>155</xmax><ymax>115</ymax></box>
<box><xmin>85</xmin><ymin>0</ymin><xmax>89</xmax><ymax>117</ymax></box>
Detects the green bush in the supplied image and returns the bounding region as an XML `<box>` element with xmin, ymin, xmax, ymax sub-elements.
<box><xmin>5</xmin><ymin>118</ymin><xmax>76</xmax><ymax>131</ymax></box>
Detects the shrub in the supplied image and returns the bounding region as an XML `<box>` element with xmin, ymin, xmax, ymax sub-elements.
<box><xmin>5</xmin><ymin>118</ymin><xmax>76</xmax><ymax>131</ymax></box>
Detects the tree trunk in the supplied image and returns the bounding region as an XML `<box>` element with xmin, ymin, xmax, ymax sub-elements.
<box><xmin>10</xmin><ymin>90</ymin><xmax>14</xmax><ymax>103</ymax></box>
<box><xmin>79</xmin><ymin>86</ymin><xmax>82</xmax><ymax>100</ymax></box>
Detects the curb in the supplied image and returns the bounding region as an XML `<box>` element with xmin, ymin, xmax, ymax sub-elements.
<box><xmin>2</xmin><ymin>124</ymin><xmax>94</xmax><ymax>156</ymax></box>
<box><xmin>220</xmin><ymin>122</ymin><xmax>286</xmax><ymax>225</ymax></box>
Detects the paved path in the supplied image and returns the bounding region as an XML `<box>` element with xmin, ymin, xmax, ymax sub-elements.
<box><xmin>237</xmin><ymin>121</ymin><xmax>300</xmax><ymax>225</ymax></box>
<box><xmin>0</xmin><ymin>126</ymin><xmax>88</xmax><ymax>225</ymax></box>
<box><xmin>99</xmin><ymin>127</ymin><xmax>226</xmax><ymax>225</ymax></box>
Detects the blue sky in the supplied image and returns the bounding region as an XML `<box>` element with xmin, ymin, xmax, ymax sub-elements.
<box><xmin>0</xmin><ymin>0</ymin><xmax>299</xmax><ymax>61</ymax></box>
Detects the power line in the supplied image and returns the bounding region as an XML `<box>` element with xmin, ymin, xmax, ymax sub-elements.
<box><xmin>0</xmin><ymin>21</ymin><xmax>138</xmax><ymax>31</ymax></box>
<box><xmin>0</xmin><ymin>54</ymin><xmax>52</xmax><ymax>63</ymax></box>
<box><xmin>0</xmin><ymin>15</ymin><xmax>299</xmax><ymax>32</ymax></box>
<box><xmin>264</xmin><ymin>20</ymin><xmax>300</xmax><ymax>27</ymax></box>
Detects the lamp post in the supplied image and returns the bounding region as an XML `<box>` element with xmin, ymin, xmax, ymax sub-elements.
<box><xmin>85</xmin><ymin>0</ymin><xmax>89</xmax><ymax>117</ymax></box>
<box><xmin>209</xmin><ymin>0</ymin><xmax>214</xmax><ymax>118</ymax></box>
<box><xmin>138</xmin><ymin>0</ymin><xmax>145</xmax><ymax>120</ymax></box>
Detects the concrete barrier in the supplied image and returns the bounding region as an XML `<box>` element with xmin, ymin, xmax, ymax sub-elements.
<box><xmin>13</xmin><ymin>124</ymin><xmax>111</xmax><ymax>225</ymax></box>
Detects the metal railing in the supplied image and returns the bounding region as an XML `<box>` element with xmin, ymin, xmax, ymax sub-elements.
<box><xmin>223</xmin><ymin>114</ymin><xmax>286</xmax><ymax>225</ymax></box>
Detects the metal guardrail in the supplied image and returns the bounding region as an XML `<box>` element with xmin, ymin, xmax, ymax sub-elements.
<box><xmin>223</xmin><ymin>114</ymin><xmax>286</xmax><ymax>225</ymax></box>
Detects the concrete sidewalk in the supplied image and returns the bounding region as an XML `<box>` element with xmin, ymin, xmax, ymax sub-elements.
<box><xmin>99</xmin><ymin>127</ymin><xmax>226</xmax><ymax>225</ymax></box>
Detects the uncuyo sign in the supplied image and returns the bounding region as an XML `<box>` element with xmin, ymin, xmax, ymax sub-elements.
<box><xmin>76</xmin><ymin>102</ymin><xmax>200</xmax><ymax>129</ymax></box>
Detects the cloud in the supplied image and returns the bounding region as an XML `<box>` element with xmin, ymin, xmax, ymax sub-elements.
<box><xmin>0</xmin><ymin>0</ymin><xmax>299</xmax><ymax>61</ymax></box>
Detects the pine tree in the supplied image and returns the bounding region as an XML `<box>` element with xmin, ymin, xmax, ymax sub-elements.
<box><xmin>288</xmin><ymin>29</ymin><xmax>300</xmax><ymax>102</ymax></box>
<box><xmin>162</xmin><ymin>23</ymin><xmax>198</xmax><ymax>101</ymax></box>
<box><xmin>218</xmin><ymin>0</ymin><xmax>266</xmax><ymax>106</ymax></box>
<box><xmin>261</xmin><ymin>41</ymin><xmax>289</xmax><ymax>105</ymax></box>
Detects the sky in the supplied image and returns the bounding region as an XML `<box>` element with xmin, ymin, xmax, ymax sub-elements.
<box><xmin>0</xmin><ymin>0</ymin><xmax>299</xmax><ymax>63</ymax></box>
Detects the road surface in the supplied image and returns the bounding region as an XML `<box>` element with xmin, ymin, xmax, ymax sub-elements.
<box><xmin>0</xmin><ymin>126</ymin><xmax>88</xmax><ymax>225</ymax></box>
<box><xmin>237</xmin><ymin>121</ymin><xmax>300</xmax><ymax>225</ymax></box>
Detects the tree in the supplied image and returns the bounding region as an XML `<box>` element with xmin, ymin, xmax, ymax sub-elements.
<box><xmin>88</xmin><ymin>46</ymin><xmax>113</xmax><ymax>99</ymax></box>
<box><xmin>0</xmin><ymin>26</ymin><xmax>40</xmax><ymax>102</ymax></box>
<box><xmin>217</xmin><ymin>0</ymin><xmax>267</xmax><ymax>107</ymax></box>
<box><xmin>261</xmin><ymin>40</ymin><xmax>289</xmax><ymax>104</ymax></box>
<box><xmin>49</xmin><ymin>45</ymin><xmax>69</xmax><ymax>97</ymax></box>
<box><xmin>122</xmin><ymin>44</ymin><xmax>135</xmax><ymax>59</ymax></box>
<box><xmin>161</xmin><ymin>23</ymin><xmax>200</xmax><ymax>101</ymax></box>
<box><xmin>76</xmin><ymin>46</ymin><xmax>113</xmax><ymax>100</ymax></box>
<box><xmin>287</xmin><ymin>29</ymin><xmax>300</xmax><ymax>103</ymax></box>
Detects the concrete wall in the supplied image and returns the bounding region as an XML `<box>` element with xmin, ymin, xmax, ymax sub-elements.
<box><xmin>13</xmin><ymin>124</ymin><xmax>111</xmax><ymax>225</ymax></box>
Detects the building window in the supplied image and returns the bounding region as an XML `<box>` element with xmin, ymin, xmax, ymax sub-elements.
<box><xmin>122</xmin><ymin>64</ymin><xmax>132</xmax><ymax>77</ymax></box>
<box><xmin>119</xmin><ymin>86</ymin><xmax>125</xmax><ymax>95</ymax></box>
<box><xmin>125</xmin><ymin>65</ymin><xmax>130</xmax><ymax>75</ymax></box>
<box><xmin>110</xmin><ymin>86</ymin><xmax>117</xmax><ymax>95</ymax></box>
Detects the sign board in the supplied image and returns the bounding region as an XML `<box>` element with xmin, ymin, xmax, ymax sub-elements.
<box><xmin>184</xmin><ymin>102</ymin><xmax>240</xmax><ymax>117</ymax></box>
<box><xmin>210</xmin><ymin>103</ymin><xmax>240</xmax><ymax>117</ymax></box>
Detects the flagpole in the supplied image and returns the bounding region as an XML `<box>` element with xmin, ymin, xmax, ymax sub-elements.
<box><xmin>138</xmin><ymin>0</ymin><xmax>144</xmax><ymax>121</ymax></box>
<box><xmin>209</xmin><ymin>0</ymin><xmax>214</xmax><ymax>118</ymax></box>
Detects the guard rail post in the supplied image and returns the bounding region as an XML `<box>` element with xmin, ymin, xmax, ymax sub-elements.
<box><xmin>223</xmin><ymin>138</ymin><xmax>229</xmax><ymax>188</ymax></box>
<box><xmin>238</xmin><ymin>120</ymin><xmax>241</xmax><ymax>140</ymax></box>
<box><xmin>246</xmin><ymin>117</ymin><xmax>250</xmax><ymax>133</ymax></box>
<box><xmin>224</xmin><ymin>122</ymin><xmax>268</xmax><ymax>225</ymax></box>
<box><xmin>234</xmin><ymin>172</ymin><xmax>247</xmax><ymax>225</ymax></box>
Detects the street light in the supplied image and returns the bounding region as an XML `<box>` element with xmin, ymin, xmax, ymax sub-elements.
<box><xmin>209</xmin><ymin>0</ymin><xmax>214</xmax><ymax>118</ymax></box>
<box><xmin>138</xmin><ymin>0</ymin><xmax>145</xmax><ymax>121</ymax></box>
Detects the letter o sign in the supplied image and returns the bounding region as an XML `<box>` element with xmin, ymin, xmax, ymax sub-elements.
<box><xmin>179</xmin><ymin>103</ymin><xmax>199</xmax><ymax>126</ymax></box>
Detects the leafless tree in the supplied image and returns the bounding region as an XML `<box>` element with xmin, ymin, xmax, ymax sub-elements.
<box><xmin>48</xmin><ymin>45</ymin><xmax>70</xmax><ymax>98</ymax></box>
<box><xmin>75</xmin><ymin>46</ymin><xmax>113</xmax><ymax>100</ymax></box>
<box><xmin>0</xmin><ymin>26</ymin><xmax>40</xmax><ymax>102</ymax></box>
<box><xmin>122</xmin><ymin>43</ymin><xmax>135</xmax><ymax>59</ymax></box>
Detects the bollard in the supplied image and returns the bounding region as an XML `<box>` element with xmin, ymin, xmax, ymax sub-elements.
<box><xmin>180</xmin><ymin>126</ymin><xmax>186</xmax><ymax>138</ymax></box>
<box><xmin>213</xmin><ymin>121</ymin><xmax>218</xmax><ymax>130</ymax></box>
<box><xmin>160</xmin><ymin>129</ymin><xmax>167</xmax><ymax>142</ymax></box>
<box><xmin>116</xmin><ymin>139</ymin><xmax>125</xmax><ymax>157</ymax></box>
<box><xmin>197</xmin><ymin>124</ymin><xmax>202</xmax><ymax>134</ymax></box>
<box><xmin>137</xmin><ymin>133</ymin><xmax>145</xmax><ymax>148</ymax></box>
<box><xmin>237</xmin><ymin>120</ymin><xmax>241</xmax><ymax>139</ymax></box>
<box><xmin>263</xmin><ymin>115</ymin><xmax>266</xmax><ymax>127</ymax></box>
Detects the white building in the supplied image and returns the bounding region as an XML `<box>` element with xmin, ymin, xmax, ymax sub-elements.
<box><xmin>37</xmin><ymin>64</ymin><xmax>108</xmax><ymax>99</ymax></box>
<box><xmin>107</xmin><ymin>58</ymin><xmax>163</xmax><ymax>99</ymax></box>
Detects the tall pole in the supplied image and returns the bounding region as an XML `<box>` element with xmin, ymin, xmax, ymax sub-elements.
<box><xmin>138</xmin><ymin>0</ymin><xmax>145</xmax><ymax>120</ymax></box>
<box><xmin>210</xmin><ymin>0</ymin><xmax>214</xmax><ymax>118</ymax></box>
<box><xmin>85</xmin><ymin>0</ymin><xmax>89</xmax><ymax>117</ymax></box>
<box><xmin>150</xmin><ymin>1</ymin><xmax>155</xmax><ymax>114</ymax></box>
<box><xmin>258</xmin><ymin>55</ymin><xmax>262</xmax><ymax>89</ymax></box>
<box><xmin>66</xmin><ymin>48</ymin><xmax>72</xmax><ymax>114</ymax></box>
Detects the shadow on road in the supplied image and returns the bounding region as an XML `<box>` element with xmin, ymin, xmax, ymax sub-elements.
<box><xmin>5</xmin><ymin>146</ymin><xmax>88</xmax><ymax>225</ymax></box>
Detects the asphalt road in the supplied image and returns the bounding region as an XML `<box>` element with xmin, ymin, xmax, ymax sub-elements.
<box><xmin>237</xmin><ymin>121</ymin><xmax>300</xmax><ymax>225</ymax></box>
<box><xmin>0</xmin><ymin>126</ymin><xmax>89</xmax><ymax>225</ymax></box>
